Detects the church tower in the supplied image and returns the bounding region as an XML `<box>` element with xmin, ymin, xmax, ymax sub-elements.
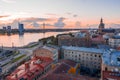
<box><xmin>98</xmin><ymin>18</ymin><xmax>105</xmax><ymax>34</ymax></box>
<box><xmin>99</xmin><ymin>18</ymin><xmax>105</xmax><ymax>29</ymax></box>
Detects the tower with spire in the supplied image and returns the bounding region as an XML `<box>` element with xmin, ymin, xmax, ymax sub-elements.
<box><xmin>99</xmin><ymin>18</ymin><xmax>105</xmax><ymax>29</ymax></box>
<box><xmin>98</xmin><ymin>18</ymin><xmax>105</xmax><ymax>34</ymax></box>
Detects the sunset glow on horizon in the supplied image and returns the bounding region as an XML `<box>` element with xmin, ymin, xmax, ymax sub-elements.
<box><xmin>0</xmin><ymin>0</ymin><xmax>120</xmax><ymax>29</ymax></box>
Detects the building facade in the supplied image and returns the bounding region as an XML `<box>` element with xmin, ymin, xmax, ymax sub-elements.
<box><xmin>18</xmin><ymin>23</ymin><xmax>24</xmax><ymax>34</ymax></box>
<box><xmin>109</xmin><ymin>35</ymin><xmax>120</xmax><ymax>48</ymax></box>
<box><xmin>62</xmin><ymin>46</ymin><xmax>103</xmax><ymax>72</ymax></box>
<box><xmin>7</xmin><ymin>26</ymin><xmax>12</xmax><ymax>34</ymax></box>
<box><xmin>58</xmin><ymin>34</ymin><xmax>91</xmax><ymax>47</ymax></box>
<box><xmin>3</xmin><ymin>26</ymin><xmax>6</xmax><ymax>31</ymax></box>
<box><xmin>33</xmin><ymin>46</ymin><xmax>58</xmax><ymax>62</ymax></box>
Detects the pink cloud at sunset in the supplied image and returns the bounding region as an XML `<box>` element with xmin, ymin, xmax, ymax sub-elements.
<box><xmin>0</xmin><ymin>14</ymin><xmax>120</xmax><ymax>29</ymax></box>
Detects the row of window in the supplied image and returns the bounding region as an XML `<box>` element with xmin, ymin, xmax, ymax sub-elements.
<box><xmin>65</xmin><ymin>56</ymin><xmax>101</xmax><ymax>62</ymax></box>
<box><xmin>65</xmin><ymin>50</ymin><xmax>101</xmax><ymax>57</ymax></box>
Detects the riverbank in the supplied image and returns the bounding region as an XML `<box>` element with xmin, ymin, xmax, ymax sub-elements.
<box><xmin>0</xmin><ymin>28</ymin><xmax>81</xmax><ymax>35</ymax></box>
<box><xmin>0</xmin><ymin>31</ymin><xmax>78</xmax><ymax>47</ymax></box>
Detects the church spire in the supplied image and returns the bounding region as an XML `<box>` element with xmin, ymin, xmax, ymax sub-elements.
<box><xmin>98</xmin><ymin>18</ymin><xmax>105</xmax><ymax>32</ymax></box>
<box><xmin>100</xmin><ymin>18</ymin><xmax>103</xmax><ymax>23</ymax></box>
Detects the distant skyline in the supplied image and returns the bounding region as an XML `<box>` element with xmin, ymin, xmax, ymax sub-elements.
<box><xmin>0</xmin><ymin>0</ymin><xmax>120</xmax><ymax>28</ymax></box>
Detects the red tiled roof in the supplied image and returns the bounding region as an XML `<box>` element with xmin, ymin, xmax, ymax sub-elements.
<box><xmin>92</xmin><ymin>35</ymin><xmax>105</xmax><ymax>42</ymax></box>
<box><xmin>59</xmin><ymin>59</ymin><xmax>77</xmax><ymax>67</ymax></box>
<box><xmin>53</xmin><ymin>63</ymin><xmax>70</xmax><ymax>74</ymax></box>
<box><xmin>40</xmin><ymin>73</ymin><xmax>99</xmax><ymax>80</ymax></box>
<box><xmin>6</xmin><ymin>56</ymin><xmax>53</xmax><ymax>80</ymax></box>
<box><xmin>39</xmin><ymin>60</ymin><xmax>98</xmax><ymax>80</ymax></box>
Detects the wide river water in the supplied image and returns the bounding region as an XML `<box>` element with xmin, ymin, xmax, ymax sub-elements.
<box><xmin>0</xmin><ymin>31</ymin><xmax>76</xmax><ymax>47</ymax></box>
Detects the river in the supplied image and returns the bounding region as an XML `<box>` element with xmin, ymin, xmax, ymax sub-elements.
<box><xmin>0</xmin><ymin>31</ymin><xmax>77</xmax><ymax>47</ymax></box>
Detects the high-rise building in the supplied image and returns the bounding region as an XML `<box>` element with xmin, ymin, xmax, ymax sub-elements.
<box><xmin>7</xmin><ymin>26</ymin><xmax>12</xmax><ymax>34</ymax></box>
<box><xmin>18</xmin><ymin>23</ymin><xmax>24</xmax><ymax>34</ymax></box>
<box><xmin>3</xmin><ymin>26</ymin><xmax>6</xmax><ymax>31</ymax></box>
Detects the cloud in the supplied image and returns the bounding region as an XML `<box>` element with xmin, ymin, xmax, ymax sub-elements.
<box><xmin>0</xmin><ymin>15</ymin><xmax>10</xmax><ymax>18</ymax></box>
<box><xmin>75</xmin><ymin>21</ymin><xmax>81</xmax><ymax>27</ymax></box>
<box><xmin>73</xmin><ymin>14</ymin><xmax>78</xmax><ymax>17</ymax></box>
<box><xmin>21</xmin><ymin>17</ymin><xmax>49</xmax><ymax>23</ymax></box>
<box><xmin>66</xmin><ymin>13</ymin><xmax>78</xmax><ymax>17</ymax></box>
<box><xmin>44</xmin><ymin>23</ymin><xmax>53</xmax><ymax>26</ymax></box>
<box><xmin>0</xmin><ymin>17</ymin><xmax>66</xmax><ymax>29</ymax></box>
<box><xmin>45</xmin><ymin>13</ymin><xmax>57</xmax><ymax>16</ymax></box>
<box><xmin>66</xmin><ymin>12</ymin><xmax>72</xmax><ymax>15</ymax></box>
<box><xmin>1</xmin><ymin>0</ymin><xmax>16</xmax><ymax>3</ymax></box>
<box><xmin>10</xmin><ymin>19</ymin><xmax>19</xmax><ymax>28</ymax></box>
<box><xmin>106</xmin><ymin>23</ymin><xmax>120</xmax><ymax>28</ymax></box>
<box><xmin>31</xmin><ymin>22</ymin><xmax>40</xmax><ymax>27</ymax></box>
<box><xmin>54</xmin><ymin>17</ymin><xmax>66</xmax><ymax>28</ymax></box>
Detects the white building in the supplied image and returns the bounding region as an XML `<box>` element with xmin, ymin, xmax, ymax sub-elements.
<box><xmin>62</xmin><ymin>46</ymin><xmax>103</xmax><ymax>70</ymax></box>
<box><xmin>33</xmin><ymin>46</ymin><xmax>58</xmax><ymax>62</ymax></box>
<box><xmin>109</xmin><ymin>35</ymin><xmax>120</xmax><ymax>48</ymax></box>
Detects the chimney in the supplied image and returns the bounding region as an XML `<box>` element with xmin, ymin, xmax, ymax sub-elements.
<box><xmin>25</xmin><ymin>62</ymin><xmax>30</xmax><ymax>72</ymax></box>
<box><xmin>15</xmin><ymin>74</ymin><xmax>18</xmax><ymax>79</ymax></box>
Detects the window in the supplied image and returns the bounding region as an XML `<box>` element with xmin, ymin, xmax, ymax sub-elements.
<box><xmin>82</xmin><ymin>60</ymin><xmax>84</xmax><ymax>62</ymax></box>
<box><xmin>98</xmin><ymin>66</ymin><xmax>100</xmax><ymax>69</ymax></box>
<box><xmin>90</xmin><ymin>58</ymin><xmax>92</xmax><ymax>60</ymax></box>
<box><xmin>86</xmin><ymin>57</ymin><xmax>88</xmax><ymax>59</ymax></box>
<box><xmin>91</xmin><ymin>54</ymin><xmax>92</xmax><ymax>56</ymax></box>
<box><xmin>72</xmin><ymin>55</ymin><xmax>74</xmax><ymax>57</ymax></box>
<box><xmin>82</xmin><ymin>57</ymin><xmax>84</xmax><ymax>59</ymax></box>
<box><xmin>86</xmin><ymin>64</ymin><xmax>88</xmax><ymax>66</ymax></box>
<box><xmin>65</xmin><ymin>54</ymin><xmax>67</xmax><ymax>56</ymax></box>
<box><xmin>99</xmin><ymin>55</ymin><xmax>101</xmax><ymax>58</ymax></box>
<box><xmin>94</xmin><ymin>62</ymin><xmax>97</xmax><ymax>65</ymax></box>
<box><xmin>95</xmin><ymin>55</ymin><xmax>97</xmax><ymax>57</ymax></box>
<box><xmin>105</xmin><ymin>67</ymin><xmax>108</xmax><ymax>71</ymax></box>
<box><xmin>94</xmin><ymin>65</ymin><xmax>96</xmax><ymax>68</ymax></box>
<box><xmin>117</xmin><ymin>57</ymin><xmax>120</xmax><ymax>61</ymax></box>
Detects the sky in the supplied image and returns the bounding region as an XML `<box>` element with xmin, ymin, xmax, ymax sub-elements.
<box><xmin>0</xmin><ymin>0</ymin><xmax>120</xmax><ymax>29</ymax></box>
